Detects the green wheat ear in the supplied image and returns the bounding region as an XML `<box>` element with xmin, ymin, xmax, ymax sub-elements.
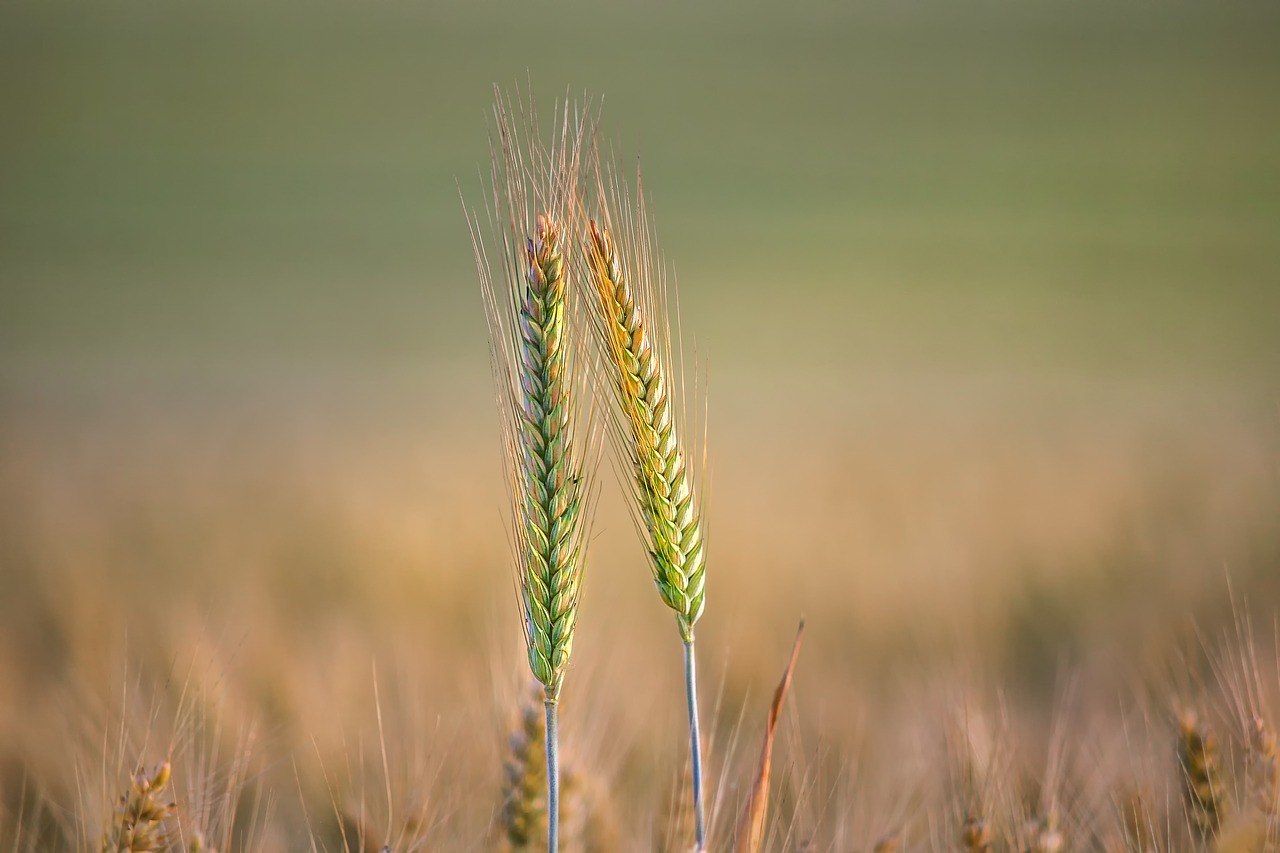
<box><xmin>466</xmin><ymin>90</ymin><xmax>595</xmax><ymax>703</ymax></box>
<box><xmin>465</xmin><ymin>88</ymin><xmax>598</xmax><ymax>853</ymax></box>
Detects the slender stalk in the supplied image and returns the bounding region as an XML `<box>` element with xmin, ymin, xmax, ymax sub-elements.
<box><xmin>545</xmin><ymin>698</ymin><xmax>560</xmax><ymax>853</ymax></box>
<box><xmin>684</xmin><ymin>639</ymin><xmax>706</xmax><ymax>851</ymax></box>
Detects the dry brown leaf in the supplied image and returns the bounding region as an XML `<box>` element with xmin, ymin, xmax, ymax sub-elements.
<box><xmin>734</xmin><ymin>620</ymin><xmax>806</xmax><ymax>853</ymax></box>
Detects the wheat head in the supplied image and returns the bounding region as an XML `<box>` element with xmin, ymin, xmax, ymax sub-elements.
<box><xmin>101</xmin><ymin>760</ymin><xmax>175</xmax><ymax>853</ymax></box>
<box><xmin>467</xmin><ymin>91</ymin><xmax>596</xmax><ymax>703</ymax></box>
<box><xmin>584</xmin><ymin>204</ymin><xmax>705</xmax><ymax>642</ymax></box>
<box><xmin>1177</xmin><ymin>709</ymin><xmax>1230</xmax><ymax>839</ymax></box>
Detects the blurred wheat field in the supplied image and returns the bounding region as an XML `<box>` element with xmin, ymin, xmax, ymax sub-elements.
<box><xmin>2</xmin><ymin>0</ymin><xmax>1280</xmax><ymax>849</ymax></box>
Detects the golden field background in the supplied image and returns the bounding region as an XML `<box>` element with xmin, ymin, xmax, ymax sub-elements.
<box><xmin>2</xmin><ymin>0</ymin><xmax>1279</xmax><ymax>849</ymax></box>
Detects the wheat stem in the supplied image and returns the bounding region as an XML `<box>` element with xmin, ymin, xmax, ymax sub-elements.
<box><xmin>545</xmin><ymin>698</ymin><xmax>560</xmax><ymax>853</ymax></box>
<box><xmin>684</xmin><ymin>639</ymin><xmax>706</xmax><ymax>851</ymax></box>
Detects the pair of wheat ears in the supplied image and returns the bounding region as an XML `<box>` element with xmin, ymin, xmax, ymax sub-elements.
<box><xmin>464</xmin><ymin>91</ymin><xmax>709</xmax><ymax>852</ymax></box>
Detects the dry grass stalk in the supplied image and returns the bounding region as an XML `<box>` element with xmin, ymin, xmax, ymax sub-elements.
<box><xmin>734</xmin><ymin>621</ymin><xmax>805</xmax><ymax>853</ymax></box>
<box><xmin>1177</xmin><ymin>709</ymin><xmax>1230</xmax><ymax>839</ymax></box>
<box><xmin>1110</xmin><ymin>784</ymin><xmax>1156</xmax><ymax>853</ymax></box>
<box><xmin>101</xmin><ymin>760</ymin><xmax>175</xmax><ymax>853</ymax></box>
<box><xmin>655</xmin><ymin>749</ymin><xmax>696</xmax><ymax>853</ymax></box>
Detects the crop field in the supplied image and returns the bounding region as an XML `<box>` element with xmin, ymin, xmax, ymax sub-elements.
<box><xmin>1</xmin><ymin>1</ymin><xmax>1279</xmax><ymax>850</ymax></box>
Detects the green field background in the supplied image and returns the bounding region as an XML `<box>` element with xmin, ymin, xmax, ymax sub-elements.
<box><xmin>2</xmin><ymin>0</ymin><xmax>1278</xmax><ymax>391</ymax></box>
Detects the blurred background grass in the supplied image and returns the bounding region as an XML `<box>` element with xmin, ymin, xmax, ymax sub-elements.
<box><xmin>3</xmin><ymin>0</ymin><xmax>1279</xmax><ymax>384</ymax></box>
<box><xmin>2</xmin><ymin>0</ymin><xmax>1280</xmax><ymax>847</ymax></box>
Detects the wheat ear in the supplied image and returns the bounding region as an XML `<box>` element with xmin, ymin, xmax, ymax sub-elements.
<box><xmin>466</xmin><ymin>89</ymin><xmax>596</xmax><ymax>853</ymax></box>
<box><xmin>498</xmin><ymin>688</ymin><xmax>549</xmax><ymax>849</ymax></box>
<box><xmin>1177</xmin><ymin>709</ymin><xmax>1230</xmax><ymax>839</ymax></box>
<box><xmin>101</xmin><ymin>760</ymin><xmax>175</xmax><ymax>853</ymax></box>
<box><xmin>584</xmin><ymin>170</ymin><xmax>708</xmax><ymax>848</ymax></box>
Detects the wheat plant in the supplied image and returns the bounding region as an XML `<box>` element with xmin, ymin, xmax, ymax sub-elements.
<box><xmin>583</xmin><ymin>164</ymin><xmax>709</xmax><ymax>850</ymax></box>
<box><xmin>465</xmin><ymin>90</ymin><xmax>596</xmax><ymax>853</ymax></box>
<box><xmin>101</xmin><ymin>760</ymin><xmax>174</xmax><ymax>853</ymax></box>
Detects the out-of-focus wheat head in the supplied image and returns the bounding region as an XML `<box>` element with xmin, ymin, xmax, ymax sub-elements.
<box><xmin>1247</xmin><ymin>715</ymin><xmax>1278</xmax><ymax>818</ymax></box>
<box><xmin>498</xmin><ymin>690</ymin><xmax>549</xmax><ymax>849</ymax></box>
<box><xmin>101</xmin><ymin>760</ymin><xmax>175</xmax><ymax>853</ymax></box>
<box><xmin>583</xmin><ymin>170</ymin><xmax>705</xmax><ymax>642</ymax></box>
<box><xmin>465</xmin><ymin>90</ymin><xmax>597</xmax><ymax>702</ymax></box>
<box><xmin>1177</xmin><ymin>708</ymin><xmax>1230</xmax><ymax>840</ymax></box>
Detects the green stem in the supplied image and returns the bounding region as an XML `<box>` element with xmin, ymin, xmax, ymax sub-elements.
<box><xmin>544</xmin><ymin>698</ymin><xmax>560</xmax><ymax>853</ymax></box>
<box><xmin>684</xmin><ymin>638</ymin><xmax>706</xmax><ymax>851</ymax></box>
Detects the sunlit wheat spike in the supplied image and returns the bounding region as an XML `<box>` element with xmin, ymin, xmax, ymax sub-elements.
<box><xmin>584</xmin><ymin>212</ymin><xmax>705</xmax><ymax>642</ymax></box>
<box><xmin>101</xmin><ymin>759</ymin><xmax>175</xmax><ymax>853</ymax></box>
<box><xmin>465</xmin><ymin>88</ymin><xmax>597</xmax><ymax>703</ymax></box>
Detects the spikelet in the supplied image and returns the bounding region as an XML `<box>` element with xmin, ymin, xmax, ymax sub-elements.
<box><xmin>498</xmin><ymin>691</ymin><xmax>549</xmax><ymax>849</ymax></box>
<box><xmin>467</xmin><ymin>90</ymin><xmax>596</xmax><ymax>703</ymax></box>
<box><xmin>101</xmin><ymin>759</ymin><xmax>175</xmax><ymax>853</ymax></box>
<box><xmin>583</xmin><ymin>177</ymin><xmax>705</xmax><ymax>642</ymax></box>
<box><xmin>1177</xmin><ymin>709</ymin><xmax>1230</xmax><ymax>839</ymax></box>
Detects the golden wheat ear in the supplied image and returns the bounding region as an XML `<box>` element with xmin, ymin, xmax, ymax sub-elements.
<box><xmin>101</xmin><ymin>759</ymin><xmax>175</xmax><ymax>853</ymax></box>
<box><xmin>580</xmin><ymin>153</ymin><xmax>709</xmax><ymax>849</ymax></box>
<box><xmin>463</xmin><ymin>87</ymin><xmax>601</xmax><ymax>853</ymax></box>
